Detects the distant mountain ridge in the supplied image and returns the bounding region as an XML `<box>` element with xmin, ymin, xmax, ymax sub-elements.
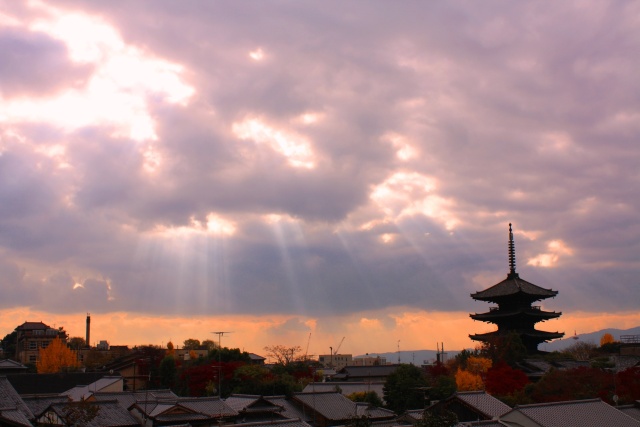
<box><xmin>359</xmin><ymin>326</ymin><xmax>640</xmax><ymax>363</ymax></box>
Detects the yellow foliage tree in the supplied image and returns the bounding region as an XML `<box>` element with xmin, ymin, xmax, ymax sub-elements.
<box><xmin>37</xmin><ymin>338</ymin><xmax>79</xmax><ymax>373</ymax></box>
<box><xmin>455</xmin><ymin>368</ymin><xmax>484</xmax><ymax>391</ymax></box>
<box><xmin>456</xmin><ymin>368</ymin><xmax>484</xmax><ymax>391</ymax></box>
<box><xmin>600</xmin><ymin>333</ymin><xmax>615</xmax><ymax>346</ymax></box>
<box><xmin>467</xmin><ymin>356</ymin><xmax>492</xmax><ymax>375</ymax></box>
<box><xmin>166</xmin><ymin>341</ymin><xmax>175</xmax><ymax>356</ymax></box>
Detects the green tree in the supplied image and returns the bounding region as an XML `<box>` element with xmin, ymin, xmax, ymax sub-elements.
<box><xmin>68</xmin><ymin>337</ymin><xmax>86</xmax><ymax>350</ymax></box>
<box><xmin>159</xmin><ymin>355</ymin><xmax>178</xmax><ymax>389</ymax></box>
<box><xmin>183</xmin><ymin>338</ymin><xmax>201</xmax><ymax>350</ymax></box>
<box><xmin>1</xmin><ymin>331</ymin><xmax>17</xmax><ymax>359</ymax></box>
<box><xmin>201</xmin><ymin>339</ymin><xmax>217</xmax><ymax>350</ymax></box>
<box><xmin>383</xmin><ymin>364</ymin><xmax>429</xmax><ymax>413</ymax></box>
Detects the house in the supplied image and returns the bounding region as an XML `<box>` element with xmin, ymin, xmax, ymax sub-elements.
<box><xmin>225</xmin><ymin>394</ymin><xmax>289</xmax><ymax>423</ymax></box>
<box><xmin>302</xmin><ymin>382</ymin><xmax>385</xmax><ymax>404</ymax></box>
<box><xmin>619</xmin><ymin>400</ymin><xmax>640</xmax><ymax>422</ymax></box>
<box><xmin>6</xmin><ymin>372</ymin><xmax>108</xmax><ymax>396</ymax></box>
<box><xmin>0</xmin><ymin>376</ymin><xmax>34</xmax><ymax>427</ymax></box>
<box><xmin>332</xmin><ymin>365</ymin><xmax>399</xmax><ymax>382</ymax></box>
<box><xmin>291</xmin><ymin>391</ymin><xmax>396</xmax><ymax>427</ymax></box>
<box><xmin>14</xmin><ymin>321</ymin><xmax>68</xmax><ymax>365</ymax></box>
<box><xmin>0</xmin><ymin>359</ymin><xmax>28</xmax><ymax>375</ymax></box>
<box><xmin>426</xmin><ymin>391</ymin><xmax>511</xmax><ymax>423</ymax></box>
<box><xmin>36</xmin><ymin>400</ymin><xmax>140</xmax><ymax>427</ymax></box>
<box><xmin>499</xmin><ymin>398</ymin><xmax>640</xmax><ymax>427</ymax></box>
<box><xmin>318</xmin><ymin>354</ymin><xmax>353</xmax><ymax>370</ymax></box>
<box><xmin>129</xmin><ymin>396</ymin><xmax>238</xmax><ymax>426</ymax></box>
<box><xmin>61</xmin><ymin>375</ymin><xmax>124</xmax><ymax>401</ymax></box>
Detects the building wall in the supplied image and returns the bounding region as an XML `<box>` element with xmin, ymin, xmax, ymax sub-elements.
<box><xmin>318</xmin><ymin>354</ymin><xmax>353</xmax><ymax>369</ymax></box>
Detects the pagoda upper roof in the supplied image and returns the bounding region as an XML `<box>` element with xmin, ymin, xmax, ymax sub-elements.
<box><xmin>470</xmin><ymin>306</ymin><xmax>561</xmax><ymax>321</ymax></box>
<box><xmin>470</xmin><ymin>273</ymin><xmax>558</xmax><ymax>302</ymax></box>
<box><xmin>470</xmin><ymin>329</ymin><xmax>564</xmax><ymax>341</ymax></box>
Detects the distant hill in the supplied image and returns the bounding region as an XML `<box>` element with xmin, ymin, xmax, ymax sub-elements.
<box><xmin>360</xmin><ymin>326</ymin><xmax>640</xmax><ymax>363</ymax></box>
<box><xmin>539</xmin><ymin>325</ymin><xmax>640</xmax><ymax>352</ymax></box>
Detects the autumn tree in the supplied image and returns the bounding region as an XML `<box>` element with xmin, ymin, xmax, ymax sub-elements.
<box><xmin>166</xmin><ymin>341</ymin><xmax>175</xmax><ymax>356</ymax></box>
<box><xmin>485</xmin><ymin>361</ymin><xmax>529</xmax><ymax>396</ymax></box>
<box><xmin>37</xmin><ymin>338</ymin><xmax>79</xmax><ymax>373</ymax></box>
<box><xmin>263</xmin><ymin>345</ymin><xmax>302</xmax><ymax>365</ymax></box>
<box><xmin>455</xmin><ymin>369</ymin><xmax>484</xmax><ymax>391</ymax></box>
<box><xmin>600</xmin><ymin>333</ymin><xmax>615</xmax><ymax>346</ymax></box>
<box><xmin>347</xmin><ymin>391</ymin><xmax>384</xmax><ymax>407</ymax></box>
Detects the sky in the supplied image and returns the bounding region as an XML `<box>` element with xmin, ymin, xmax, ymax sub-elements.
<box><xmin>0</xmin><ymin>1</ymin><xmax>639</xmax><ymax>360</ymax></box>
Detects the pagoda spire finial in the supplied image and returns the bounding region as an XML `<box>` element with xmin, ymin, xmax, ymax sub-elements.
<box><xmin>508</xmin><ymin>223</ymin><xmax>518</xmax><ymax>278</ymax></box>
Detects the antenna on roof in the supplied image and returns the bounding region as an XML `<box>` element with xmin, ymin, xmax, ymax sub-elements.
<box><xmin>508</xmin><ymin>223</ymin><xmax>518</xmax><ymax>278</ymax></box>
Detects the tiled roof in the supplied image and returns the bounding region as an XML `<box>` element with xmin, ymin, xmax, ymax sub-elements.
<box><xmin>0</xmin><ymin>376</ymin><xmax>34</xmax><ymax>421</ymax></box>
<box><xmin>471</xmin><ymin>276</ymin><xmax>557</xmax><ymax>302</ymax></box>
<box><xmin>15</xmin><ymin>321</ymin><xmax>51</xmax><ymax>330</ymax></box>
<box><xmin>294</xmin><ymin>391</ymin><xmax>394</xmax><ymax>422</ymax></box>
<box><xmin>47</xmin><ymin>400</ymin><xmax>140</xmax><ymax>427</ymax></box>
<box><xmin>619</xmin><ymin>404</ymin><xmax>640</xmax><ymax>422</ymax></box>
<box><xmin>93</xmin><ymin>389</ymin><xmax>178</xmax><ymax>410</ymax></box>
<box><xmin>22</xmin><ymin>395</ymin><xmax>69</xmax><ymax>417</ymax></box>
<box><xmin>356</xmin><ymin>403</ymin><xmax>395</xmax><ymax>418</ymax></box>
<box><xmin>7</xmin><ymin>372</ymin><xmax>107</xmax><ymax>395</ymax></box>
<box><xmin>0</xmin><ymin>360</ymin><xmax>27</xmax><ymax>371</ymax></box>
<box><xmin>502</xmin><ymin>398</ymin><xmax>640</xmax><ymax>427</ymax></box>
<box><xmin>234</xmin><ymin>418</ymin><xmax>312</xmax><ymax>427</ymax></box>
<box><xmin>302</xmin><ymin>382</ymin><xmax>386</xmax><ymax>403</ymax></box>
<box><xmin>62</xmin><ymin>375</ymin><xmax>123</xmax><ymax>401</ymax></box>
<box><xmin>336</xmin><ymin>366</ymin><xmax>399</xmax><ymax>378</ymax></box>
<box><xmin>0</xmin><ymin>407</ymin><xmax>33</xmax><ymax>427</ymax></box>
<box><xmin>455</xmin><ymin>391</ymin><xmax>511</xmax><ymax>418</ymax></box>
<box><xmin>132</xmin><ymin>396</ymin><xmax>238</xmax><ymax>421</ymax></box>
<box><xmin>265</xmin><ymin>396</ymin><xmax>309</xmax><ymax>421</ymax></box>
<box><xmin>455</xmin><ymin>421</ymin><xmax>506</xmax><ymax>427</ymax></box>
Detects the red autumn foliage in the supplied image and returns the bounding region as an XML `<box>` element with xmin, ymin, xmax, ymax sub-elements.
<box><xmin>485</xmin><ymin>362</ymin><xmax>529</xmax><ymax>396</ymax></box>
<box><xmin>529</xmin><ymin>367</ymin><xmax>614</xmax><ymax>403</ymax></box>
<box><xmin>616</xmin><ymin>367</ymin><xmax>640</xmax><ymax>404</ymax></box>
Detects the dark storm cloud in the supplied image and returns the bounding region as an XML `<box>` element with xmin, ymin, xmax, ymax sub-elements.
<box><xmin>0</xmin><ymin>1</ymin><xmax>639</xmax><ymax>319</ymax></box>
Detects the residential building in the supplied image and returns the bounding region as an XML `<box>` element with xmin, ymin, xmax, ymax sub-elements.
<box><xmin>14</xmin><ymin>321</ymin><xmax>68</xmax><ymax>365</ymax></box>
<box><xmin>426</xmin><ymin>391</ymin><xmax>511</xmax><ymax>423</ymax></box>
<box><xmin>499</xmin><ymin>398</ymin><xmax>640</xmax><ymax>427</ymax></box>
<box><xmin>318</xmin><ymin>354</ymin><xmax>353</xmax><ymax>369</ymax></box>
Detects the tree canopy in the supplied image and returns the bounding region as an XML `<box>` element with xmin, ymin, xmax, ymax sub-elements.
<box><xmin>37</xmin><ymin>338</ymin><xmax>79</xmax><ymax>373</ymax></box>
<box><xmin>383</xmin><ymin>364</ymin><xmax>429</xmax><ymax>414</ymax></box>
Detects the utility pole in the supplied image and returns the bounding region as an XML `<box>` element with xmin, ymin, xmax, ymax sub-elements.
<box><xmin>211</xmin><ymin>331</ymin><xmax>231</xmax><ymax>397</ymax></box>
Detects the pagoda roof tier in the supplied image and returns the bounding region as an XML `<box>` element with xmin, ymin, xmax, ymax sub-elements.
<box><xmin>469</xmin><ymin>329</ymin><xmax>564</xmax><ymax>342</ymax></box>
<box><xmin>470</xmin><ymin>307</ymin><xmax>562</xmax><ymax>322</ymax></box>
<box><xmin>470</xmin><ymin>274</ymin><xmax>558</xmax><ymax>303</ymax></box>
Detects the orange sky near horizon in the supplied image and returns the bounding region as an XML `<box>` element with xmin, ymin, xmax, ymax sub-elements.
<box><xmin>2</xmin><ymin>307</ymin><xmax>638</xmax><ymax>360</ymax></box>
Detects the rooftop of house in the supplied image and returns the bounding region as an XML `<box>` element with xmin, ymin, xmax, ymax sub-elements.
<box><xmin>15</xmin><ymin>321</ymin><xmax>51</xmax><ymax>331</ymax></box>
<box><xmin>233</xmin><ymin>418</ymin><xmax>312</xmax><ymax>427</ymax></box>
<box><xmin>92</xmin><ymin>389</ymin><xmax>178</xmax><ymax>411</ymax></box>
<box><xmin>131</xmin><ymin>396</ymin><xmax>238</xmax><ymax>421</ymax></box>
<box><xmin>302</xmin><ymin>381</ymin><xmax>385</xmax><ymax>402</ymax></box>
<box><xmin>501</xmin><ymin>398</ymin><xmax>640</xmax><ymax>427</ymax></box>
<box><xmin>293</xmin><ymin>391</ymin><xmax>395</xmax><ymax>422</ymax></box>
<box><xmin>619</xmin><ymin>401</ymin><xmax>640</xmax><ymax>422</ymax></box>
<box><xmin>0</xmin><ymin>376</ymin><xmax>34</xmax><ymax>422</ymax></box>
<box><xmin>428</xmin><ymin>391</ymin><xmax>511</xmax><ymax>420</ymax></box>
<box><xmin>45</xmin><ymin>400</ymin><xmax>140</xmax><ymax>427</ymax></box>
<box><xmin>224</xmin><ymin>394</ymin><xmax>286</xmax><ymax>414</ymax></box>
<box><xmin>6</xmin><ymin>372</ymin><xmax>108</xmax><ymax>396</ymax></box>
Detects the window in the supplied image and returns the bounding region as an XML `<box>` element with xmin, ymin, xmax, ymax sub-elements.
<box><xmin>41</xmin><ymin>341</ymin><xmax>50</xmax><ymax>348</ymax></box>
<box><xmin>29</xmin><ymin>341</ymin><xmax>37</xmax><ymax>350</ymax></box>
<box><xmin>29</xmin><ymin>355</ymin><xmax>37</xmax><ymax>363</ymax></box>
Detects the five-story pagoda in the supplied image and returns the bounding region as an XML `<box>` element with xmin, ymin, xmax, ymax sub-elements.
<box><xmin>469</xmin><ymin>224</ymin><xmax>564</xmax><ymax>353</ymax></box>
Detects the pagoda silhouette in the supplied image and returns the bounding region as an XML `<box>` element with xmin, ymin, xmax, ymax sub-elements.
<box><xmin>469</xmin><ymin>224</ymin><xmax>564</xmax><ymax>353</ymax></box>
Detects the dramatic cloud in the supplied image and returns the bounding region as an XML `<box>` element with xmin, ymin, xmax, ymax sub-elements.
<box><xmin>0</xmin><ymin>1</ymin><xmax>638</xmax><ymax>353</ymax></box>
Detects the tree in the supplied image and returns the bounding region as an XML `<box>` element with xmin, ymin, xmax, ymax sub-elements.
<box><xmin>1</xmin><ymin>331</ymin><xmax>17</xmax><ymax>359</ymax></box>
<box><xmin>485</xmin><ymin>362</ymin><xmax>529</xmax><ymax>396</ymax></box>
<box><xmin>600</xmin><ymin>333</ymin><xmax>615</xmax><ymax>346</ymax></box>
<box><xmin>201</xmin><ymin>339</ymin><xmax>217</xmax><ymax>350</ymax></box>
<box><xmin>455</xmin><ymin>368</ymin><xmax>483</xmax><ymax>391</ymax></box>
<box><xmin>166</xmin><ymin>341</ymin><xmax>175</xmax><ymax>356</ymax></box>
<box><xmin>263</xmin><ymin>345</ymin><xmax>302</xmax><ymax>365</ymax></box>
<box><xmin>347</xmin><ymin>391</ymin><xmax>384</xmax><ymax>407</ymax></box>
<box><xmin>183</xmin><ymin>338</ymin><xmax>201</xmax><ymax>350</ymax></box>
<box><xmin>563</xmin><ymin>341</ymin><xmax>597</xmax><ymax>361</ymax></box>
<box><xmin>37</xmin><ymin>338</ymin><xmax>79</xmax><ymax>373</ymax></box>
<box><xmin>481</xmin><ymin>333</ymin><xmax>527</xmax><ymax>366</ymax></box>
<box><xmin>383</xmin><ymin>364</ymin><xmax>429</xmax><ymax>413</ymax></box>
<box><xmin>159</xmin><ymin>356</ymin><xmax>178</xmax><ymax>389</ymax></box>
<box><xmin>57</xmin><ymin>400</ymin><xmax>100</xmax><ymax>426</ymax></box>
<box><xmin>68</xmin><ymin>337</ymin><xmax>86</xmax><ymax>350</ymax></box>
<box><xmin>418</xmin><ymin>410</ymin><xmax>458</xmax><ymax>427</ymax></box>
